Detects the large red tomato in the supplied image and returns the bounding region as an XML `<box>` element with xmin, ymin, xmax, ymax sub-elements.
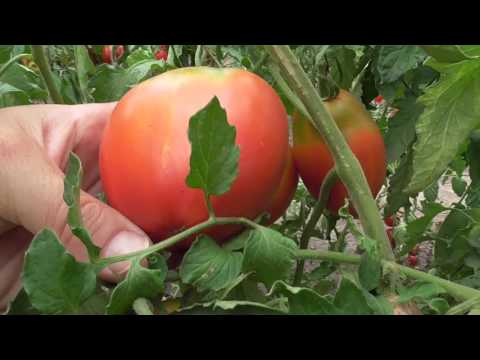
<box><xmin>264</xmin><ymin>147</ymin><xmax>298</xmax><ymax>225</ymax></box>
<box><xmin>292</xmin><ymin>90</ymin><xmax>386</xmax><ymax>214</ymax></box>
<box><xmin>100</xmin><ymin>67</ymin><xmax>289</xmax><ymax>250</ymax></box>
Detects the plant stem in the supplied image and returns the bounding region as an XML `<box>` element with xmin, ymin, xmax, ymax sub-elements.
<box><xmin>263</xmin><ymin>45</ymin><xmax>393</xmax><ymax>261</ymax></box>
<box><xmin>446</xmin><ymin>295</ymin><xmax>480</xmax><ymax>315</ymax></box>
<box><xmin>96</xmin><ymin>216</ymin><xmax>259</xmax><ymax>267</ymax></box>
<box><xmin>31</xmin><ymin>45</ymin><xmax>64</xmax><ymax>104</ymax></box>
<box><xmin>293</xmin><ymin>169</ymin><xmax>338</xmax><ymax>285</ymax></box>
<box><xmin>0</xmin><ymin>53</ymin><xmax>31</xmax><ymax>78</ymax></box>
<box><xmin>295</xmin><ymin>249</ymin><xmax>480</xmax><ymax>301</ymax></box>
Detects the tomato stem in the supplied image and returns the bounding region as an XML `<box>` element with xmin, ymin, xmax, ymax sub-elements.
<box><xmin>31</xmin><ymin>45</ymin><xmax>65</xmax><ymax>104</ymax></box>
<box><xmin>263</xmin><ymin>45</ymin><xmax>394</xmax><ymax>261</ymax></box>
<box><xmin>293</xmin><ymin>168</ymin><xmax>338</xmax><ymax>285</ymax></box>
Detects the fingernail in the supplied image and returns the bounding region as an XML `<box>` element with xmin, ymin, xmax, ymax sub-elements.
<box><xmin>102</xmin><ymin>231</ymin><xmax>150</xmax><ymax>276</ymax></box>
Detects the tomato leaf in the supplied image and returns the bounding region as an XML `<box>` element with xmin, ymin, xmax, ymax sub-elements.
<box><xmin>333</xmin><ymin>277</ymin><xmax>374</xmax><ymax>315</ymax></box>
<box><xmin>385</xmin><ymin>146</ymin><xmax>415</xmax><ymax>216</ymax></box>
<box><xmin>22</xmin><ymin>229</ymin><xmax>97</xmax><ymax>314</ymax></box>
<box><xmin>376</xmin><ymin>45</ymin><xmax>427</xmax><ymax>84</ymax></box>
<box><xmin>126</xmin><ymin>48</ymin><xmax>154</xmax><ymax>67</ymax></box>
<box><xmin>89</xmin><ymin>65</ymin><xmax>128</xmax><ymax>101</ymax></box>
<box><xmin>0</xmin><ymin>81</ymin><xmax>29</xmax><ymax>106</ymax></box>
<box><xmin>64</xmin><ymin>152</ymin><xmax>100</xmax><ymax>262</ymax></box>
<box><xmin>406</xmin><ymin>59</ymin><xmax>480</xmax><ymax>194</ymax></box>
<box><xmin>242</xmin><ymin>226</ymin><xmax>297</xmax><ymax>288</ymax></box>
<box><xmin>74</xmin><ymin>45</ymin><xmax>95</xmax><ymax>103</ymax></box>
<box><xmin>385</xmin><ymin>95</ymin><xmax>423</xmax><ymax>163</ymax></box>
<box><xmin>0</xmin><ymin>63</ymin><xmax>47</xmax><ymax>100</ymax></box>
<box><xmin>179</xmin><ymin>299</ymin><xmax>286</xmax><ymax>315</ymax></box>
<box><xmin>358</xmin><ymin>253</ymin><xmax>382</xmax><ymax>291</ymax></box>
<box><xmin>179</xmin><ymin>235</ymin><xmax>243</xmax><ymax>292</ymax></box>
<box><xmin>267</xmin><ymin>281</ymin><xmax>340</xmax><ymax>315</ymax></box>
<box><xmin>427</xmin><ymin>297</ymin><xmax>450</xmax><ymax>314</ymax></box>
<box><xmin>106</xmin><ymin>254</ymin><xmax>167</xmax><ymax>315</ymax></box>
<box><xmin>467</xmin><ymin>225</ymin><xmax>480</xmax><ymax>249</ymax></box>
<box><xmin>7</xmin><ymin>288</ymin><xmax>40</xmax><ymax>315</ymax></box>
<box><xmin>452</xmin><ymin>176</ymin><xmax>467</xmax><ymax>197</ymax></box>
<box><xmin>421</xmin><ymin>45</ymin><xmax>473</xmax><ymax>63</ymax></box>
<box><xmin>398</xmin><ymin>282</ymin><xmax>446</xmax><ymax>304</ymax></box>
<box><xmin>186</xmin><ymin>96</ymin><xmax>240</xmax><ymax>197</ymax></box>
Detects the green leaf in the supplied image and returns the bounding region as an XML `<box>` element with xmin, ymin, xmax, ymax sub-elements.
<box><xmin>406</xmin><ymin>60</ymin><xmax>480</xmax><ymax>194</ymax></box>
<box><xmin>179</xmin><ymin>299</ymin><xmax>286</xmax><ymax>315</ymax></box>
<box><xmin>424</xmin><ymin>181</ymin><xmax>439</xmax><ymax>202</ymax></box>
<box><xmin>7</xmin><ymin>288</ymin><xmax>40</xmax><ymax>315</ymax></box>
<box><xmin>398</xmin><ymin>282</ymin><xmax>446</xmax><ymax>304</ymax></box>
<box><xmin>376</xmin><ymin>45</ymin><xmax>427</xmax><ymax>84</ymax></box>
<box><xmin>222</xmin><ymin>229</ymin><xmax>250</xmax><ymax>251</ymax></box>
<box><xmin>421</xmin><ymin>45</ymin><xmax>473</xmax><ymax>63</ymax></box>
<box><xmin>126</xmin><ymin>48</ymin><xmax>154</xmax><ymax>67</ymax></box>
<box><xmin>186</xmin><ymin>96</ymin><xmax>240</xmax><ymax>197</ymax></box>
<box><xmin>385</xmin><ymin>141</ymin><xmax>415</xmax><ymax>216</ymax></box>
<box><xmin>242</xmin><ymin>226</ymin><xmax>297</xmax><ymax>288</ymax></box>
<box><xmin>468</xmin><ymin>130</ymin><xmax>480</xmax><ymax>187</ymax></box>
<box><xmin>358</xmin><ymin>253</ymin><xmax>382</xmax><ymax>291</ymax></box>
<box><xmin>333</xmin><ymin>277</ymin><xmax>374</xmax><ymax>315</ymax></box>
<box><xmin>74</xmin><ymin>45</ymin><xmax>95</xmax><ymax>103</ymax></box>
<box><xmin>64</xmin><ymin>152</ymin><xmax>100</xmax><ymax>261</ymax></box>
<box><xmin>89</xmin><ymin>65</ymin><xmax>128</xmax><ymax>102</ymax></box>
<box><xmin>465</xmin><ymin>252</ymin><xmax>480</xmax><ymax>270</ymax></box>
<box><xmin>179</xmin><ymin>235</ymin><xmax>243</xmax><ymax>292</ymax></box>
<box><xmin>0</xmin><ymin>63</ymin><xmax>47</xmax><ymax>100</ymax></box>
<box><xmin>427</xmin><ymin>297</ymin><xmax>450</xmax><ymax>314</ymax></box>
<box><xmin>339</xmin><ymin>203</ymin><xmax>378</xmax><ymax>257</ymax></box>
<box><xmin>106</xmin><ymin>254</ymin><xmax>167</xmax><ymax>315</ymax></box>
<box><xmin>385</xmin><ymin>95</ymin><xmax>423</xmax><ymax>162</ymax></box>
<box><xmin>467</xmin><ymin>225</ymin><xmax>480</xmax><ymax>249</ymax></box>
<box><xmin>22</xmin><ymin>229</ymin><xmax>97</xmax><ymax>314</ymax></box>
<box><xmin>268</xmin><ymin>281</ymin><xmax>341</xmax><ymax>315</ymax></box>
<box><xmin>363</xmin><ymin>293</ymin><xmax>394</xmax><ymax>315</ymax></box>
<box><xmin>0</xmin><ymin>81</ymin><xmax>29</xmax><ymax>105</ymax></box>
<box><xmin>452</xmin><ymin>176</ymin><xmax>467</xmax><ymax>197</ymax></box>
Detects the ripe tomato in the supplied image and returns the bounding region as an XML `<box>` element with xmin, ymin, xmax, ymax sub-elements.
<box><xmin>386</xmin><ymin>228</ymin><xmax>395</xmax><ymax>249</ymax></box>
<box><xmin>384</xmin><ymin>216</ymin><xmax>395</xmax><ymax>227</ymax></box>
<box><xmin>374</xmin><ymin>95</ymin><xmax>384</xmax><ymax>105</ymax></box>
<box><xmin>100</xmin><ymin>67</ymin><xmax>289</xmax><ymax>250</ymax></box>
<box><xmin>155</xmin><ymin>49</ymin><xmax>168</xmax><ymax>61</ymax></box>
<box><xmin>264</xmin><ymin>147</ymin><xmax>299</xmax><ymax>225</ymax></box>
<box><xmin>102</xmin><ymin>45</ymin><xmax>124</xmax><ymax>64</ymax></box>
<box><xmin>407</xmin><ymin>255</ymin><xmax>417</xmax><ymax>267</ymax></box>
<box><xmin>292</xmin><ymin>90</ymin><xmax>386</xmax><ymax>214</ymax></box>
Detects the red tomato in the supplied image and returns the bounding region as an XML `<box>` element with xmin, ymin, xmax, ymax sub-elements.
<box><xmin>264</xmin><ymin>147</ymin><xmax>299</xmax><ymax>225</ymax></box>
<box><xmin>407</xmin><ymin>255</ymin><xmax>417</xmax><ymax>267</ymax></box>
<box><xmin>155</xmin><ymin>49</ymin><xmax>168</xmax><ymax>61</ymax></box>
<box><xmin>102</xmin><ymin>45</ymin><xmax>124</xmax><ymax>64</ymax></box>
<box><xmin>386</xmin><ymin>228</ymin><xmax>395</xmax><ymax>249</ymax></box>
<box><xmin>292</xmin><ymin>90</ymin><xmax>387</xmax><ymax>214</ymax></box>
<box><xmin>384</xmin><ymin>216</ymin><xmax>395</xmax><ymax>227</ymax></box>
<box><xmin>374</xmin><ymin>95</ymin><xmax>384</xmax><ymax>105</ymax></box>
<box><xmin>99</xmin><ymin>67</ymin><xmax>289</xmax><ymax>251</ymax></box>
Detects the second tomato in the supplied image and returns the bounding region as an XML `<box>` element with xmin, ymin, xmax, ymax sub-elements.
<box><xmin>292</xmin><ymin>90</ymin><xmax>386</xmax><ymax>214</ymax></box>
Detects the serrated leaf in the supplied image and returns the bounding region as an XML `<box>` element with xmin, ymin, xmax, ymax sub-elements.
<box><xmin>242</xmin><ymin>226</ymin><xmax>297</xmax><ymax>288</ymax></box>
<box><xmin>358</xmin><ymin>253</ymin><xmax>382</xmax><ymax>291</ymax></box>
<box><xmin>268</xmin><ymin>281</ymin><xmax>341</xmax><ymax>315</ymax></box>
<box><xmin>179</xmin><ymin>299</ymin><xmax>286</xmax><ymax>315</ymax></box>
<box><xmin>179</xmin><ymin>235</ymin><xmax>243</xmax><ymax>292</ymax></box>
<box><xmin>376</xmin><ymin>45</ymin><xmax>427</xmax><ymax>84</ymax></box>
<box><xmin>385</xmin><ymin>96</ymin><xmax>423</xmax><ymax>162</ymax></box>
<box><xmin>421</xmin><ymin>45</ymin><xmax>473</xmax><ymax>63</ymax></box>
<box><xmin>63</xmin><ymin>152</ymin><xmax>100</xmax><ymax>261</ymax></box>
<box><xmin>406</xmin><ymin>60</ymin><xmax>480</xmax><ymax>194</ymax></box>
<box><xmin>106</xmin><ymin>254</ymin><xmax>167</xmax><ymax>315</ymax></box>
<box><xmin>22</xmin><ymin>229</ymin><xmax>97</xmax><ymax>314</ymax></box>
<box><xmin>386</xmin><ymin>144</ymin><xmax>415</xmax><ymax>216</ymax></box>
<box><xmin>398</xmin><ymin>282</ymin><xmax>446</xmax><ymax>304</ymax></box>
<box><xmin>334</xmin><ymin>277</ymin><xmax>374</xmax><ymax>315</ymax></box>
<box><xmin>186</xmin><ymin>96</ymin><xmax>240</xmax><ymax>197</ymax></box>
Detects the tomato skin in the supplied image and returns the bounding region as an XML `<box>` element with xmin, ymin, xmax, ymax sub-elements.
<box><xmin>155</xmin><ymin>49</ymin><xmax>168</xmax><ymax>61</ymax></box>
<box><xmin>407</xmin><ymin>255</ymin><xmax>417</xmax><ymax>267</ymax></box>
<box><xmin>292</xmin><ymin>90</ymin><xmax>387</xmax><ymax>214</ymax></box>
<box><xmin>100</xmin><ymin>67</ymin><xmax>289</xmax><ymax>250</ymax></box>
<box><xmin>264</xmin><ymin>147</ymin><xmax>299</xmax><ymax>225</ymax></box>
<box><xmin>384</xmin><ymin>216</ymin><xmax>395</xmax><ymax>227</ymax></box>
<box><xmin>102</xmin><ymin>45</ymin><xmax>124</xmax><ymax>64</ymax></box>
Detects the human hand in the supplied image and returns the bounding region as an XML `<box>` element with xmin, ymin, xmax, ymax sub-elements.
<box><xmin>0</xmin><ymin>103</ymin><xmax>152</xmax><ymax>310</ymax></box>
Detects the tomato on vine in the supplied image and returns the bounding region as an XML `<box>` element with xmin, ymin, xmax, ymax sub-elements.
<box><xmin>102</xmin><ymin>45</ymin><xmax>124</xmax><ymax>64</ymax></box>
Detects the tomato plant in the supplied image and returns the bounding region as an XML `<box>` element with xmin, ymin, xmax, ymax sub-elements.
<box><xmin>4</xmin><ymin>45</ymin><xmax>480</xmax><ymax>316</ymax></box>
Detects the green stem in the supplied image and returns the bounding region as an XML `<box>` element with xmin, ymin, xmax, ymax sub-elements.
<box><xmin>446</xmin><ymin>295</ymin><xmax>480</xmax><ymax>315</ymax></box>
<box><xmin>263</xmin><ymin>45</ymin><xmax>393</xmax><ymax>261</ymax></box>
<box><xmin>195</xmin><ymin>45</ymin><xmax>203</xmax><ymax>67</ymax></box>
<box><xmin>31</xmin><ymin>45</ymin><xmax>64</xmax><ymax>104</ymax></box>
<box><xmin>96</xmin><ymin>216</ymin><xmax>259</xmax><ymax>267</ymax></box>
<box><xmin>293</xmin><ymin>169</ymin><xmax>338</xmax><ymax>285</ymax></box>
<box><xmin>0</xmin><ymin>53</ymin><xmax>31</xmax><ymax>78</ymax></box>
<box><xmin>295</xmin><ymin>249</ymin><xmax>480</xmax><ymax>301</ymax></box>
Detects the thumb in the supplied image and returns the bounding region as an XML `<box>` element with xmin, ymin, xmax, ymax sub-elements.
<box><xmin>1</xmin><ymin>136</ymin><xmax>152</xmax><ymax>283</ymax></box>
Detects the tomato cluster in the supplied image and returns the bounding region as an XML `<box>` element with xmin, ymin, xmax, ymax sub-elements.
<box><xmin>99</xmin><ymin>69</ymin><xmax>386</xmax><ymax>256</ymax></box>
<box><xmin>102</xmin><ymin>45</ymin><xmax>125</xmax><ymax>64</ymax></box>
